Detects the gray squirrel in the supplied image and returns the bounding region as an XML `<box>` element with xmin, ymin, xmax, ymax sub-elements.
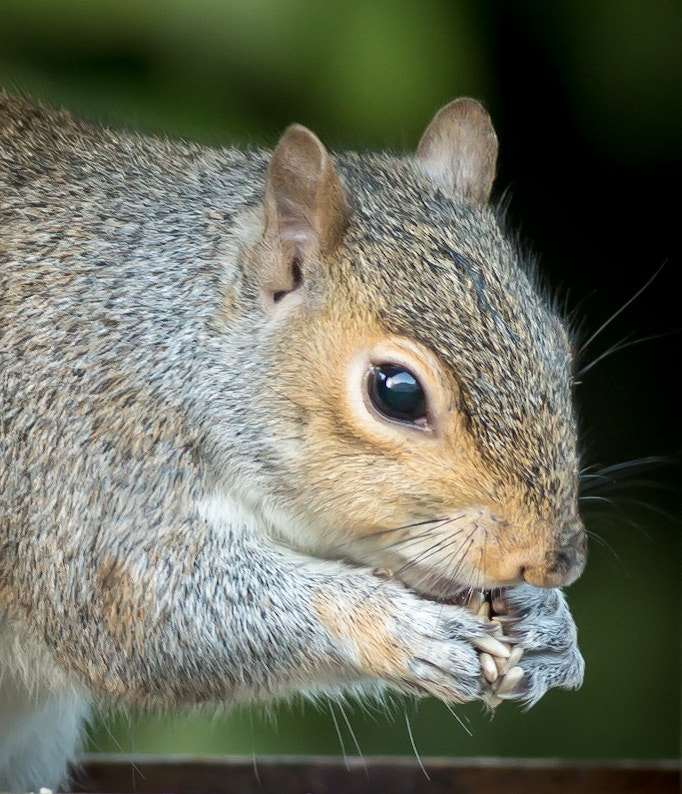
<box><xmin>0</xmin><ymin>93</ymin><xmax>586</xmax><ymax>791</ymax></box>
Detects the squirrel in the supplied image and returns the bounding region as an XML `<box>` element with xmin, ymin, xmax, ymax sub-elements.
<box><xmin>0</xmin><ymin>92</ymin><xmax>586</xmax><ymax>791</ymax></box>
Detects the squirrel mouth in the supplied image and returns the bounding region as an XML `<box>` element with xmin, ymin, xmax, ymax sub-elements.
<box><xmin>371</xmin><ymin>566</ymin><xmax>497</xmax><ymax>608</ymax></box>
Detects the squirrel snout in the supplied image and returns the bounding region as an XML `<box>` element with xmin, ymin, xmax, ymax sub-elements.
<box><xmin>521</xmin><ymin>522</ymin><xmax>587</xmax><ymax>588</ymax></box>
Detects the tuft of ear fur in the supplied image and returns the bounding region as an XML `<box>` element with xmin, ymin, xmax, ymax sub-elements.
<box><xmin>261</xmin><ymin>124</ymin><xmax>349</xmax><ymax>302</ymax></box>
<box><xmin>416</xmin><ymin>98</ymin><xmax>498</xmax><ymax>208</ymax></box>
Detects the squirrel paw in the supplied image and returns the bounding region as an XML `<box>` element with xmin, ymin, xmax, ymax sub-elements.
<box><xmin>478</xmin><ymin>584</ymin><xmax>584</xmax><ymax>707</ymax></box>
<box><xmin>390</xmin><ymin>594</ymin><xmax>512</xmax><ymax>704</ymax></box>
<box><xmin>316</xmin><ymin>580</ymin><xmax>509</xmax><ymax>704</ymax></box>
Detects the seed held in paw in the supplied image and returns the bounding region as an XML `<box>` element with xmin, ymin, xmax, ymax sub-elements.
<box><xmin>494</xmin><ymin>654</ymin><xmax>508</xmax><ymax>676</ymax></box>
<box><xmin>473</xmin><ymin>635</ymin><xmax>511</xmax><ymax>659</ymax></box>
<box><xmin>495</xmin><ymin>665</ymin><xmax>524</xmax><ymax>697</ymax></box>
<box><xmin>507</xmin><ymin>646</ymin><xmax>524</xmax><ymax>669</ymax></box>
<box><xmin>480</xmin><ymin>652</ymin><xmax>498</xmax><ymax>683</ymax></box>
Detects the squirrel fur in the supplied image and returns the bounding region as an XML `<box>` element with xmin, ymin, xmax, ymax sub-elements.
<box><xmin>0</xmin><ymin>92</ymin><xmax>586</xmax><ymax>790</ymax></box>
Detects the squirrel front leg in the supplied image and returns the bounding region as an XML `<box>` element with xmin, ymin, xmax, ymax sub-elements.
<box><xmin>3</xmin><ymin>514</ymin><xmax>502</xmax><ymax>708</ymax></box>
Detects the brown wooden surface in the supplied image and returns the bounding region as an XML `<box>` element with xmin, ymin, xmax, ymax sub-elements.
<box><xmin>67</xmin><ymin>755</ymin><xmax>680</xmax><ymax>794</ymax></box>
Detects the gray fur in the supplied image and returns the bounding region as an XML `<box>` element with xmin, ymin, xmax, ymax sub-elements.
<box><xmin>1</xmin><ymin>93</ymin><xmax>584</xmax><ymax>790</ymax></box>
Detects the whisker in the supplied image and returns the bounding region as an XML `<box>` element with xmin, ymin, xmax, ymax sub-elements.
<box><xmin>386</xmin><ymin>519</ymin><xmax>467</xmax><ymax>551</ymax></box>
<box><xmin>577</xmin><ymin>329</ymin><xmax>680</xmax><ymax>378</ymax></box>
<box><xmin>370</xmin><ymin>521</ymin><xmax>455</xmax><ymax>548</ymax></box>
<box><xmin>577</xmin><ymin>263</ymin><xmax>666</xmax><ymax>356</ymax></box>
<box><xmin>582</xmin><ymin>456</ymin><xmax>672</xmax><ymax>479</ymax></box>
<box><xmin>389</xmin><ymin>526</ymin><xmax>475</xmax><ymax>592</ymax></box>
<box><xmin>302</xmin><ymin>518</ymin><xmax>452</xmax><ymax>569</ymax></box>
<box><xmin>583</xmin><ymin>478</ymin><xmax>673</xmax><ymax>495</ymax></box>
<box><xmin>338</xmin><ymin>701</ymin><xmax>366</xmax><ymax>772</ymax></box>
<box><xmin>359</xmin><ymin>516</ymin><xmax>458</xmax><ymax>542</ymax></box>
<box><xmin>583</xmin><ymin>529</ymin><xmax>630</xmax><ymax>576</ymax></box>
<box><xmin>404</xmin><ymin>708</ymin><xmax>430</xmax><ymax>780</ymax></box>
<box><xmin>321</xmin><ymin>517</ymin><xmax>453</xmax><ymax>559</ymax></box>
<box><xmin>332</xmin><ymin>516</ymin><xmax>471</xmax><ymax>568</ymax></box>
<box><xmin>437</xmin><ymin>531</ymin><xmax>477</xmax><ymax>592</ymax></box>
<box><xmin>327</xmin><ymin>701</ymin><xmax>349</xmax><ymax>769</ymax></box>
<box><xmin>441</xmin><ymin>700</ymin><xmax>473</xmax><ymax>737</ymax></box>
<box><xmin>391</xmin><ymin>536</ymin><xmax>455</xmax><ymax>580</ymax></box>
<box><xmin>602</xmin><ymin>496</ymin><xmax>678</xmax><ymax>525</ymax></box>
<box><xmin>585</xmin><ymin>528</ymin><xmax>621</xmax><ymax>555</ymax></box>
<box><xmin>575</xmin><ymin>333</ymin><xmax>634</xmax><ymax>378</ymax></box>
<box><xmin>580</xmin><ymin>495</ymin><xmax>616</xmax><ymax>507</ymax></box>
<box><xmin>586</xmin><ymin>509</ymin><xmax>654</xmax><ymax>540</ymax></box>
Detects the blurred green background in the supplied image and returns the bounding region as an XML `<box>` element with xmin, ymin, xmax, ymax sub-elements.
<box><xmin>1</xmin><ymin>0</ymin><xmax>679</xmax><ymax>764</ymax></box>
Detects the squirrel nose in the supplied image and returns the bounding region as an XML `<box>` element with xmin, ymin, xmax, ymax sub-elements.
<box><xmin>521</xmin><ymin>522</ymin><xmax>587</xmax><ymax>588</ymax></box>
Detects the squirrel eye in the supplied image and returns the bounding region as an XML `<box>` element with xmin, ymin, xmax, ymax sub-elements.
<box><xmin>368</xmin><ymin>365</ymin><xmax>427</xmax><ymax>425</ymax></box>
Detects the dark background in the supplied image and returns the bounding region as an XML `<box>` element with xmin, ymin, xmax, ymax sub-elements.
<box><xmin>1</xmin><ymin>0</ymin><xmax>679</xmax><ymax>761</ymax></box>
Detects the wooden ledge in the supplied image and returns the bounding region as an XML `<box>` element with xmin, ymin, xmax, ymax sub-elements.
<box><xmin>62</xmin><ymin>755</ymin><xmax>681</xmax><ymax>794</ymax></box>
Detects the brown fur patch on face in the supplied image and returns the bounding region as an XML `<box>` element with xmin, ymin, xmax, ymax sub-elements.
<box><xmin>268</xmin><ymin>300</ymin><xmax>494</xmax><ymax>523</ymax></box>
<box><xmin>271</xmin><ymin>305</ymin><xmax>483</xmax><ymax>522</ymax></box>
<box><xmin>266</xmin><ymin>293</ymin><xmax>582</xmax><ymax>590</ymax></box>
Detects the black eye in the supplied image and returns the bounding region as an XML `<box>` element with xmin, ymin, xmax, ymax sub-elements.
<box><xmin>368</xmin><ymin>365</ymin><xmax>427</xmax><ymax>425</ymax></box>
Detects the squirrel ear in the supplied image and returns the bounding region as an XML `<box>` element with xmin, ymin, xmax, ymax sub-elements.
<box><xmin>415</xmin><ymin>98</ymin><xmax>498</xmax><ymax>208</ymax></box>
<box><xmin>261</xmin><ymin>124</ymin><xmax>349</xmax><ymax>301</ymax></box>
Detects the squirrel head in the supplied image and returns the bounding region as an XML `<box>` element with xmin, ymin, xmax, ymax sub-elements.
<box><xmin>226</xmin><ymin>98</ymin><xmax>586</xmax><ymax>595</ymax></box>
